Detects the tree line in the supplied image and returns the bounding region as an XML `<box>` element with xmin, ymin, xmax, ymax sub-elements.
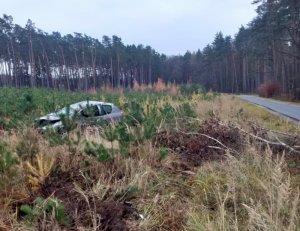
<box><xmin>0</xmin><ymin>15</ymin><xmax>165</xmax><ymax>91</ymax></box>
<box><xmin>0</xmin><ymin>0</ymin><xmax>299</xmax><ymax>97</ymax></box>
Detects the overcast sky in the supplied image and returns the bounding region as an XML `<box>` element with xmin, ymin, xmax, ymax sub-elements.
<box><xmin>1</xmin><ymin>0</ymin><xmax>257</xmax><ymax>55</ymax></box>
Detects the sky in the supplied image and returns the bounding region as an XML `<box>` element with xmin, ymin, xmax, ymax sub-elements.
<box><xmin>1</xmin><ymin>0</ymin><xmax>257</xmax><ymax>56</ymax></box>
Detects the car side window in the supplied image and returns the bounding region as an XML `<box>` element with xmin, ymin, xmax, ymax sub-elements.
<box><xmin>102</xmin><ymin>105</ymin><xmax>112</xmax><ymax>115</ymax></box>
<box><xmin>81</xmin><ymin>105</ymin><xmax>100</xmax><ymax>117</ymax></box>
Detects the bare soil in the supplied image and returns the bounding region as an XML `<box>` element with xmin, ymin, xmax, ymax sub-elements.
<box><xmin>39</xmin><ymin>169</ymin><xmax>135</xmax><ymax>231</ymax></box>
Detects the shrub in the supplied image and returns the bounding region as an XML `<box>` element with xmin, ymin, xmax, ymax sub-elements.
<box><xmin>180</xmin><ymin>84</ymin><xmax>204</xmax><ymax>95</ymax></box>
<box><xmin>25</xmin><ymin>153</ymin><xmax>56</xmax><ymax>191</ymax></box>
<box><xmin>0</xmin><ymin>141</ymin><xmax>16</xmax><ymax>174</ymax></box>
<box><xmin>177</xmin><ymin>102</ymin><xmax>197</xmax><ymax>118</ymax></box>
<box><xmin>258</xmin><ymin>83</ymin><xmax>267</xmax><ymax>97</ymax></box>
<box><xmin>154</xmin><ymin>78</ymin><xmax>167</xmax><ymax>92</ymax></box>
<box><xmin>19</xmin><ymin>91</ymin><xmax>35</xmax><ymax>115</ymax></box>
<box><xmin>258</xmin><ymin>80</ymin><xmax>281</xmax><ymax>98</ymax></box>
<box><xmin>84</xmin><ymin>141</ymin><xmax>112</xmax><ymax>162</ymax></box>
<box><xmin>20</xmin><ymin>197</ymin><xmax>70</xmax><ymax>226</ymax></box>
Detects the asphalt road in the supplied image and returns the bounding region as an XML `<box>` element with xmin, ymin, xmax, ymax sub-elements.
<box><xmin>239</xmin><ymin>95</ymin><xmax>300</xmax><ymax>121</ymax></box>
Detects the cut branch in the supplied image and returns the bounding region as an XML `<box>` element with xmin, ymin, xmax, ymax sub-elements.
<box><xmin>222</xmin><ymin>123</ymin><xmax>300</xmax><ymax>154</ymax></box>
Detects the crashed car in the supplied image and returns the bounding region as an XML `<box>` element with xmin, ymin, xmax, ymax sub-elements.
<box><xmin>36</xmin><ymin>100</ymin><xmax>122</xmax><ymax>131</ymax></box>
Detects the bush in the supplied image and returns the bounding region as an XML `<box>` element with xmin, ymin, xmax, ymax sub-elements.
<box><xmin>0</xmin><ymin>141</ymin><xmax>16</xmax><ymax>174</ymax></box>
<box><xmin>258</xmin><ymin>80</ymin><xmax>281</xmax><ymax>98</ymax></box>
<box><xmin>180</xmin><ymin>84</ymin><xmax>204</xmax><ymax>95</ymax></box>
<box><xmin>20</xmin><ymin>197</ymin><xmax>70</xmax><ymax>226</ymax></box>
<box><xmin>258</xmin><ymin>83</ymin><xmax>267</xmax><ymax>97</ymax></box>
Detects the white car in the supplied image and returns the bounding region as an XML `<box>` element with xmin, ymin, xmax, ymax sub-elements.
<box><xmin>36</xmin><ymin>100</ymin><xmax>122</xmax><ymax>131</ymax></box>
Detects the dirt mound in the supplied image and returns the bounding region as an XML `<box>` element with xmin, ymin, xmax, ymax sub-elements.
<box><xmin>39</xmin><ymin>169</ymin><xmax>135</xmax><ymax>231</ymax></box>
<box><xmin>156</xmin><ymin>117</ymin><xmax>241</xmax><ymax>165</ymax></box>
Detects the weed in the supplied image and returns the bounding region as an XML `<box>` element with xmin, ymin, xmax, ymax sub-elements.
<box><xmin>25</xmin><ymin>153</ymin><xmax>56</xmax><ymax>191</ymax></box>
<box><xmin>84</xmin><ymin>141</ymin><xmax>112</xmax><ymax>162</ymax></box>
<box><xmin>159</xmin><ymin>147</ymin><xmax>169</xmax><ymax>160</ymax></box>
<box><xmin>20</xmin><ymin>197</ymin><xmax>70</xmax><ymax>226</ymax></box>
<box><xmin>0</xmin><ymin>141</ymin><xmax>16</xmax><ymax>174</ymax></box>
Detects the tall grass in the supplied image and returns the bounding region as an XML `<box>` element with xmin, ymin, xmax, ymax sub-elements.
<box><xmin>185</xmin><ymin>148</ymin><xmax>300</xmax><ymax>231</ymax></box>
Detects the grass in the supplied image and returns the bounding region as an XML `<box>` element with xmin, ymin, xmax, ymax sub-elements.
<box><xmin>242</xmin><ymin>103</ymin><xmax>299</xmax><ymax>132</ymax></box>
<box><xmin>213</xmin><ymin>95</ymin><xmax>300</xmax><ymax>133</ymax></box>
<box><xmin>0</xmin><ymin>88</ymin><xmax>299</xmax><ymax>230</ymax></box>
<box><xmin>185</xmin><ymin>149</ymin><xmax>300</xmax><ymax>231</ymax></box>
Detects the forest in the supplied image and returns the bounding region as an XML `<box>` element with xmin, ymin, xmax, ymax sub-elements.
<box><xmin>0</xmin><ymin>0</ymin><xmax>299</xmax><ymax>97</ymax></box>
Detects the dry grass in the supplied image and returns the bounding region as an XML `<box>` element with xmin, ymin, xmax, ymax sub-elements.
<box><xmin>185</xmin><ymin>148</ymin><xmax>300</xmax><ymax>231</ymax></box>
<box><xmin>0</xmin><ymin>94</ymin><xmax>299</xmax><ymax>230</ymax></box>
<box><xmin>193</xmin><ymin>95</ymin><xmax>300</xmax><ymax>133</ymax></box>
<box><xmin>81</xmin><ymin>128</ymin><xmax>120</xmax><ymax>150</ymax></box>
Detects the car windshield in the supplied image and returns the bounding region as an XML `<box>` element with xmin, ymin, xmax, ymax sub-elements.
<box><xmin>56</xmin><ymin>106</ymin><xmax>76</xmax><ymax>116</ymax></box>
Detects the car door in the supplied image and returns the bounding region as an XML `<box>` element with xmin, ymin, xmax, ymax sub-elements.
<box><xmin>98</xmin><ymin>104</ymin><xmax>114</xmax><ymax>123</ymax></box>
<box><xmin>80</xmin><ymin>104</ymin><xmax>101</xmax><ymax>124</ymax></box>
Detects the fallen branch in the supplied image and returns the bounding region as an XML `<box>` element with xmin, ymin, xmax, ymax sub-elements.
<box><xmin>222</xmin><ymin>123</ymin><xmax>300</xmax><ymax>154</ymax></box>
<box><xmin>175</xmin><ymin>129</ymin><xmax>239</xmax><ymax>155</ymax></box>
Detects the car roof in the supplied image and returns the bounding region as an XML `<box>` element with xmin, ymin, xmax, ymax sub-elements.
<box><xmin>70</xmin><ymin>101</ymin><xmax>114</xmax><ymax>110</ymax></box>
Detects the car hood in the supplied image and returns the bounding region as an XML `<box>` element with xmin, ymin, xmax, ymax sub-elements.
<box><xmin>36</xmin><ymin>113</ymin><xmax>63</xmax><ymax>131</ymax></box>
<box><xmin>37</xmin><ymin>113</ymin><xmax>61</xmax><ymax>121</ymax></box>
